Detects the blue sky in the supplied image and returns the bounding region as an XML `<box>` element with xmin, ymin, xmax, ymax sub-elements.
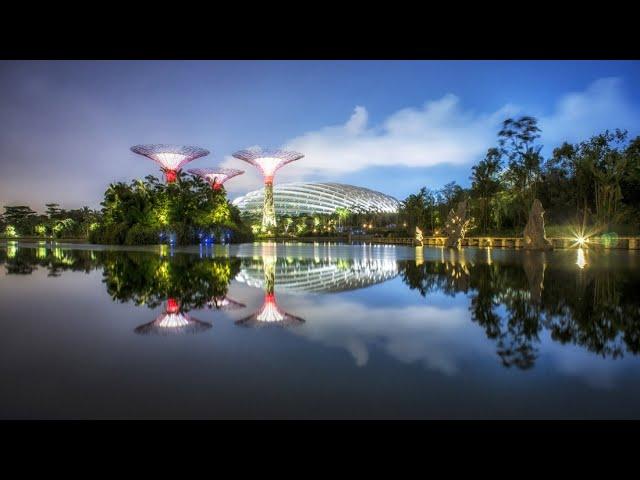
<box><xmin>1</xmin><ymin>60</ymin><xmax>639</xmax><ymax>210</ymax></box>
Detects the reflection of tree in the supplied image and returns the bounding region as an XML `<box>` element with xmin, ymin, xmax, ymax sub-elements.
<box><xmin>398</xmin><ymin>253</ymin><xmax>640</xmax><ymax>368</ymax></box>
<box><xmin>100</xmin><ymin>251</ymin><xmax>241</xmax><ymax>312</ymax></box>
<box><xmin>0</xmin><ymin>246</ymin><xmax>99</xmax><ymax>276</ymax></box>
<box><xmin>541</xmin><ymin>268</ymin><xmax>640</xmax><ymax>358</ymax></box>
<box><xmin>0</xmin><ymin>246</ymin><xmax>241</xmax><ymax>313</ymax></box>
<box><xmin>400</xmin><ymin>261</ymin><xmax>470</xmax><ymax>297</ymax></box>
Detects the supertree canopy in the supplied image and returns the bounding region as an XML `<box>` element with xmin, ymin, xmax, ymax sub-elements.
<box><xmin>188</xmin><ymin>167</ymin><xmax>244</xmax><ymax>190</ymax></box>
<box><xmin>134</xmin><ymin>298</ymin><xmax>212</xmax><ymax>335</ymax></box>
<box><xmin>207</xmin><ymin>295</ymin><xmax>246</xmax><ymax>310</ymax></box>
<box><xmin>235</xmin><ymin>253</ymin><xmax>304</xmax><ymax>328</ymax></box>
<box><xmin>232</xmin><ymin>147</ymin><xmax>304</xmax><ymax>230</ymax></box>
<box><xmin>131</xmin><ymin>144</ymin><xmax>210</xmax><ymax>183</ymax></box>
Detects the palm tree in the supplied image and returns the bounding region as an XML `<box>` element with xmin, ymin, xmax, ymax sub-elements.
<box><xmin>335</xmin><ymin>207</ymin><xmax>350</xmax><ymax>231</ymax></box>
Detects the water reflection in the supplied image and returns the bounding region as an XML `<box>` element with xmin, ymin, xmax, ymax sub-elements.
<box><xmin>1</xmin><ymin>242</ymin><xmax>639</xmax><ymax>368</ymax></box>
<box><xmin>236</xmin><ymin>246</ymin><xmax>305</xmax><ymax>328</ymax></box>
<box><xmin>134</xmin><ymin>298</ymin><xmax>212</xmax><ymax>335</ymax></box>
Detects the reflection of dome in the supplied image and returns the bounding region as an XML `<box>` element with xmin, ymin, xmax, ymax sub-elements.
<box><xmin>235</xmin><ymin>258</ymin><xmax>399</xmax><ymax>294</ymax></box>
<box><xmin>232</xmin><ymin>182</ymin><xmax>400</xmax><ymax>216</ymax></box>
<box><xmin>235</xmin><ymin>294</ymin><xmax>305</xmax><ymax>328</ymax></box>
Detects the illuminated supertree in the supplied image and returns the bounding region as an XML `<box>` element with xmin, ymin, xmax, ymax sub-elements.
<box><xmin>232</xmin><ymin>147</ymin><xmax>304</xmax><ymax>230</ymax></box>
<box><xmin>188</xmin><ymin>167</ymin><xmax>244</xmax><ymax>190</ymax></box>
<box><xmin>134</xmin><ymin>298</ymin><xmax>212</xmax><ymax>335</ymax></box>
<box><xmin>131</xmin><ymin>144</ymin><xmax>209</xmax><ymax>183</ymax></box>
<box><xmin>235</xmin><ymin>252</ymin><xmax>304</xmax><ymax>328</ymax></box>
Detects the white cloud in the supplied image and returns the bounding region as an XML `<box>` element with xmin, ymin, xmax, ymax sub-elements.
<box><xmin>541</xmin><ymin>77</ymin><xmax>640</xmax><ymax>146</ymax></box>
<box><xmin>222</xmin><ymin>77</ymin><xmax>638</xmax><ymax>198</ymax></box>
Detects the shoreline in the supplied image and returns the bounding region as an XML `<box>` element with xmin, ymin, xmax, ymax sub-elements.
<box><xmin>2</xmin><ymin>235</ymin><xmax>640</xmax><ymax>250</ymax></box>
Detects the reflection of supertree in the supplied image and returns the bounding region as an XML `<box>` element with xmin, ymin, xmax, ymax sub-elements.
<box><xmin>188</xmin><ymin>168</ymin><xmax>244</xmax><ymax>190</ymax></box>
<box><xmin>134</xmin><ymin>298</ymin><xmax>212</xmax><ymax>335</ymax></box>
<box><xmin>236</xmin><ymin>249</ymin><xmax>304</xmax><ymax>328</ymax></box>
<box><xmin>207</xmin><ymin>295</ymin><xmax>246</xmax><ymax>310</ymax></box>
<box><xmin>232</xmin><ymin>147</ymin><xmax>303</xmax><ymax>230</ymax></box>
<box><xmin>131</xmin><ymin>144</ymin><xmax>209</xmax><ymax>183</ymax></box>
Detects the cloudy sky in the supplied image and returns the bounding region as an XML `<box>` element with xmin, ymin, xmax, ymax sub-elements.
<box><xmin>1</xmin><ymin>60</ymin><xmax>639</xmax><ymax>211</ymax></box>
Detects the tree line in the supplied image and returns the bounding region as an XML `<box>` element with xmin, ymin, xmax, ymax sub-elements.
<box><xmin>1</xmin><ymin>203</ymin><xmax>101</xmax><ymax>239</ymax></box>
<box><xmin>399</xmin><ymin>116</ymin><xmax>640</xmax><ymax>236</ymax></box>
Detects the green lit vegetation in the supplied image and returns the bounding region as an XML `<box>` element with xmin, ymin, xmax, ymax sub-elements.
<box><xmin>89</xmin><ymin>173</ymin><xmax>252</xmax><ymax>245</ymax></box>
<box><xmin>0</xmin><ymin>204</ymin><xmax>101</xmax><ymax>240</ymax></box>
<box><xmin>399</xmin><ymin>117</ymin><xmax>640</xmax><ymax>236</ymax></box>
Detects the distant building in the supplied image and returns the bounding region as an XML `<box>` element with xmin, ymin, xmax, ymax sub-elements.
<box><xmin>232</xmin><ymin>182</ymin><xmax>400</xmax><ymax>217</ymax></box>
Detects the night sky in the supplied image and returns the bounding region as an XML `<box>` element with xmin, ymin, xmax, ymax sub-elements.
<box><xmin>1</xmin><ymin>60</ymin><xmax>639</xmax><ymax>211</ymax></box>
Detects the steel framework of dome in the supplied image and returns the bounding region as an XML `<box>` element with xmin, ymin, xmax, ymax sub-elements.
<box><xmin>231</xmin><ymin>147</ymin><xmax>304</xmax><ymax>230</ymax></box>
<box><xmin>235</xmin><ymin>257</ymin><xmax>399</xmax><ymax>294</ymax></box>
<box><xmin>232</xmin><ymin>182</ymin><xmax>400</xmax><ymax>216</ymax></box>
<box><xmin>131</xmin><ymin>144</ymin><xmax>210</xmax><ymax>183</ymax></box>
<box><xmin>188</xmin><ymin>168</ymin><xmax>244</xmax><ymax>190</ymax></box>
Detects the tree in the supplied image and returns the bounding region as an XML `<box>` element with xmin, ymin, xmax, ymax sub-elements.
<box><xmin>498</xmin><ymin>116</ymin><xmax>543</xmax><ymax>226</ymax></box>
<box><xmin>1</xmin><ymin>206</ymin><xmax>37</xmax><ymax>235</ymax></box>
<box><xmin>470</xmin><ymin>147</ymin><xmax>503</xmax><ymax>232</ymax></box>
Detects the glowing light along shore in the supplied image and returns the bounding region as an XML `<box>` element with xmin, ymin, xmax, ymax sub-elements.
<box><xmin>232</xmin><ymin>147</ymin><xmax>304</xmax><ymax>229</ymax></box>
<box><xmin>131</xmin><ymin>144</ymin><xmax>210</xmax><ymax>183</ymax></box>
<box><xmin>188</xmin><ymin>168</ymin><xmax>244</xmax><ymax>190</ymax></box>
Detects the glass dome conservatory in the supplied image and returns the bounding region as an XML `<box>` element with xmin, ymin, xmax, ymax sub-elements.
<box><xmin>232</xmin><ymin>182</ymin><xmax>400</xmax><ymax>216</ymax></box>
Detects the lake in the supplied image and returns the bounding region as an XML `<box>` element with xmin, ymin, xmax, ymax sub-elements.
<box><xmin>1</xmin><ymin>241</ymin><xmax>639</xmax><ymax>419</ymax></box>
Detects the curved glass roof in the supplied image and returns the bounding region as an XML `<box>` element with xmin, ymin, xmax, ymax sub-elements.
<box><xmin>232</xmin><ymin>182</ymin><xmax>400</xmax><ymax>216</ymax></box>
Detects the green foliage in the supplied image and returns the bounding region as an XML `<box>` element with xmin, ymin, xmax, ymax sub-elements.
<box><xmin>399</xmin><ymin>116</ymin><xmax>640</xmax><ymax>235</ymax></box>
<box><xmin>125</xmin><ymin>224</ymin><xmax>160</xmax><ymax>245</ymax></box>
<box><xmin>91</xmin><ymin>172</ymin><xmax>251</xmax><ymax>245</ymax></box>
<box><xmin>5</xmin><ymin>225</ymin><xmax>17</xmax><ymax>237</ymax></box>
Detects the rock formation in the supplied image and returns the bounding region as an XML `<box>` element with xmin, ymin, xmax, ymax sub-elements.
<box><xmin>523</xmin><ymin>199</ymin><xmax>553</xmax><ymax>250</ymax></box>
<box><xmin>444</xmin><ymin>200</ymin><xmax>474</xmax><ymax>249</ymax></box>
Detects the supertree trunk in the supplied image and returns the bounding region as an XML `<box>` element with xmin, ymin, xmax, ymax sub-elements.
<box><xmin>262</xmin><ymin>182</ymin><xmax>277</xmax><ymax>230</ymax></box>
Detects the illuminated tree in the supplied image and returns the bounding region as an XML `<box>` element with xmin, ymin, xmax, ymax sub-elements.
<box><xmin>131</xmin><ymin>144</ymin><xmax>209</xmax><ymax>183</ymax></box>
<box><xmin>188</xmin><ymin>168</ymin><xmax>244</xmax><ymax>190</ymax></box>
<box><xmin>232</xmin><ymin>147</ymin><xmax>303</xmax><ymax>230</ymax></box>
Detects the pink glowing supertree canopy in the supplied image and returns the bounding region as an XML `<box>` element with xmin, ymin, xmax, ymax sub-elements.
<box><xmin>235</xmin><ymin>293</ymin><xmax>305</xmax><ymax>328</ymax></box>
<box><xmin>232</xmin><ymin>147</ymin><xmax>304</xmax><ymax>184</ymax></box>
<box><xmin>188</xmin><ymin>168</ymin><xmax>244</xmax><ymax>190</ymax></box>
<box><xmin>134</xmin><ymin>299</ymin><xmax>212</xmax><ymax>335</ymax></box>
<box><xmin>131</xmin><ymin>144</ymin><xmax>210</xmax><ymax>183</ymax></box>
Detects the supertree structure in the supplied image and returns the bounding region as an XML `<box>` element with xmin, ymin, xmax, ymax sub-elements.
<box><xmin>232</xmin><ymin>147</ymin><xmax>304</xmax><ymax>230</ymax></box>
<box><xmin>134</xmin><ymin>298</ymin><xmax>212</xmax><ymax>335</ymax></box>
<box><xmin>188</xmin><ymin>167</ymin><xmax>244</xmax><ymax>190</ymax></box>
<box><xmin>131</xmin><ymin>144</ymin><xmax>210</xmax><ymax>183</ymax></box>
<box><xmin>207</xmin><ymin>295</ymin><xmax>246</xmax><ymax>310</ymax></box>
<box><xmin>235</xmin><ymin>251</ymin><xmax>304</xmax><ymax>328</ymax></box>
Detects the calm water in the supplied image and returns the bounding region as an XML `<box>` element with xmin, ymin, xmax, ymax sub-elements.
<box><xmin>1</xmin><ymin>241</ymin><xmax>639</xmax><ymax>419</ymax></box>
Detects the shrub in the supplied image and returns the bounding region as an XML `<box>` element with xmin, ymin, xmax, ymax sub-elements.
<box><xmin>89</xmin><ymin>223</ymin><xmax>128</xmax><ymax>245</ymax></box>
<box><xmin>125</xmin><ymin>224</ymin><xmax>160</xmax><ymax>245</ymax></box>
